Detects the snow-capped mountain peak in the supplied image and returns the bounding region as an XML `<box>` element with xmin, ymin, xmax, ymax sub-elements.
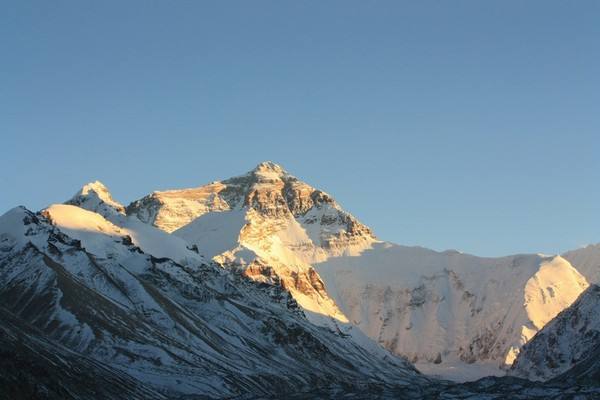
<box><xmin>126</xmin><ymin>164</ymin><xmax>377</xmax><ymax>326</ymax></box>
<box><xmin>251</xmin><ymin>160</ymin><xmax>289</xmax><ymax>177</ymax></box>
<box><xmin>67</xmin><ymin>180</ymin><xmax>125</xmax><ymax>215</ymax></box>
<box><xmin>126</xmin><ymin>163</ymin><xmax>376</xmax><ymax>253</ymax></box>
<box><xmin>81</xmin><ymin>180</ymin><xmax>109</xmax><ymax>192</ymax></box>
<box><xmin>0</xmin><ymin>204</ymin><xmax>420</xmax><ymax>398</ymax></box>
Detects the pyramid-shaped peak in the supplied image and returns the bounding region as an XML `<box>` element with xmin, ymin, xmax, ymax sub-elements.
<box><xmin>247</xmin><ymin>161</ymin><xmax>292</xmax><ymax>181</ymax></box>
<box><xmin>80</xmin><ymin>180</ymin><xmax>110</xmax><ymax>195</ymax></box>
<box><xmin>68</xmin><ymin>181</ymin><xmax>124</xmax><ymax>215</ymax></box>
<box><xmin>253</xmin><ymin>161</ymin><xmax>287</xmax><ymax>174</ymax></box>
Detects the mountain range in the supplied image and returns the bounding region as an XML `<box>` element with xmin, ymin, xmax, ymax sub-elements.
<box><xmin>1</xmin><ymin>161</ymin><xmax>599</xmax><ymax>399</ymax></box>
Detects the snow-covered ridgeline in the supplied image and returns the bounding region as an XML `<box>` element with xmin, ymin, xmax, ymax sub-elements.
<box><xmin>121</xmin><ymin>162</ymin><xmax>594</xmax><ymax>380</ymax></box>
<box><xmin>0</xmin><ymin>201</ymin><xmax>421</xmax><ymax>398</ymax></box>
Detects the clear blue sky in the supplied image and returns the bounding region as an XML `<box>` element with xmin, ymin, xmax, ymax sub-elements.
<box><xmin>2</xmin><ymin>1</ymin><xmax>599</xmax><ymax>256</ymax></box>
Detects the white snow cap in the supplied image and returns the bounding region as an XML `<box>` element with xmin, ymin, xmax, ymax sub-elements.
<box><xmin>253</xmin><ymin>161</ymin><xmax>286</xmax><ymax>172</ymax></box>
<box><xmin>250</xmin><ymin>161</ymin><xmax>290</xmax><ymax>178</ymax></box>
<box><xmin>80</xmin><ymin>180</ymin><xmax>109</xmax><ymax>193</ymax></box>
<box><xmin>68</xmin><ymin>180</ymin><xmax>125</xmax><ymax>214</ymax></box>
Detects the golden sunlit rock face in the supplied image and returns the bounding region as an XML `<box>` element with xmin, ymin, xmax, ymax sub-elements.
<box><xmin>127</xmin><ymin>161</ymin><xmax>375</xmax><ymax>246</ymax></box>
<box><xmin>127</xmin><ymin>162</ymin><xmax>375</xmax><ymax>324</ymax></box>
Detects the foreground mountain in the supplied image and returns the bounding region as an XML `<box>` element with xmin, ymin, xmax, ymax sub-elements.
<box><xmin>0</xmin><ymin>204</ymin><xmax>421</xmax><ymax>398</ymax></box>
<box><xmin>0</xmin><ymin>306</ymin><xmax>164</xmax><ymax>400</ymax></box>
<box><xmin>510</xmin><ymin>285</ymin><xmax>600</xmax><ymax>382</ymax></box>
<box><xmin>126</xmin><ymin>162</ymin><xmax>590</xmax><ymax>380</ymax></box>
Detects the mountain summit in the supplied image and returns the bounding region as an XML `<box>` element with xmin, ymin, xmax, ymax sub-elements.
<box><xmin>251</xmin><ymin>160</ymin><xmax>288</xmax><ymax>175</ymax></box>
<box><xmin>126</xmin><ymin>162</ymin><xmax>377</xmax><ymax>323</ymax></box>
<box><xmin>67</xmin><ymin>180</ymin><xmax>125</xmax><ymax>215</ymax></box>
<box><xmin>126</xmin><ymin>161</ymin><xmax>376</xmax><ymax>253</ymax></box>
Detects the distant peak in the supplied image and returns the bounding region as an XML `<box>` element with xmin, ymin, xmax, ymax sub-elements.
<box><xmin>68</xmin><ymin>181</ymin><xmax>124</xmax><ymax>214</ymax></box>
<box><xmin>247</xmin><ymin>161</ymin><xmax>291</xmax><ymax>180</ymax></box>
<box><xmin>80</xmin><ymin>180</ymin><xmax>109</xmax><ymax>195</ymax></box>
<box><xmin>1</xmin><ymin>205</ymin><xmax>32</xmax><ymax>219</ymax></box>
<box><xmin>253</xmin><ymin>161</ymin><xmax>286</xmax><ymax>173</ymax></box>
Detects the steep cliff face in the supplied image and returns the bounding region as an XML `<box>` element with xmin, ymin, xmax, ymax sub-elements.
<box><xmin>127</xmin><ymin>162</ymin><xmax>376</xmax><ymax>323</ymax></box>
<box><xmin>510</xmin><ymin>285</ymin><xmax>600</xmax><ymax>382</ymax></box>
<box><xmin>127</xmin><ymin>162</ymin><xmax>375</xmax><ymax>254</ymax></box>
<box><xmin>125</xmin><ymin>182</ymin><xmax>231</xmax><ymax>234</ymax></box>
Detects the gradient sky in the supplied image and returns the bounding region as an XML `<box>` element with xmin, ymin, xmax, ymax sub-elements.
<box><xmin>2</xmin><ymin>1</ymin><xmax>599</xmax><ymax>256</ymax></box>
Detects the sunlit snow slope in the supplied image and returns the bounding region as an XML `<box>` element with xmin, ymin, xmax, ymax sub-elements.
<box><xmin>315</xmin><ymin>244</ymin><xmax>588</xmax><ymax>379</ymax></box>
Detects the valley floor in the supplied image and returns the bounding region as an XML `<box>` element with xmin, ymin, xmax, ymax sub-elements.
<box><xmin>255</xmin><ymin>380</ymin><xmax>600</xmax><ymax>400</ymax></box>
<box><xmin>416</xmin><ymin>360</ymin><xmax>505</xmax><ymax>383</ymax></box>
